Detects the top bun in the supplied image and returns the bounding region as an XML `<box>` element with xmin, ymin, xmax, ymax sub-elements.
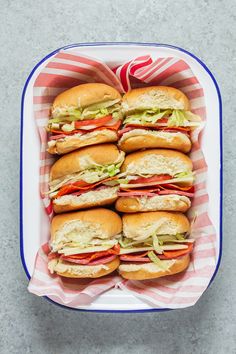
<box><xmin>122</xmin><ymin>86</ymin><xmax>190</xmax><ymax>113</ymax></box>
<box><xmin>120</xmin><ymin>149</ymin><xmax>193</xmax><ymax>175</ymax></box>
<box><xmin>50</xmin><ymin>144</ymin><xmax>124</xmax><ymax>181</ymax></box>
<box><xmin>51</xmin><ymin>208</ymin><xmax>122</xmax><ymax>241</ymax></box>
<box><xmin>52</xmin><ymin>83</ymin><xmax>122</xmax><ymax>111</ymax></box>
<box><xmin>122</xmin><ymin>211</ymin><xmax>190</xmax><ymax>240</ymax></box>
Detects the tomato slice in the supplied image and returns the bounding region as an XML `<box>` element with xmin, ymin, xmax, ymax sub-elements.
<box><xmin>56</xmin><ymin>181</ymin><xmax>91</xmax><ymax>197</ymax></box>
<box><xmin>61</xmin><ymin>245</ymin><xmax>120</xmax><ymax>262</ymax></box>
<box><xmin>129</xmin><ymin>175</ymin><xmax>172</xmax><ymax>184</ymax></box>
<box><xmin>93</xmin><ymin>120</ymin><xmax>121</xmax><ymax>131</ymax></box>
<box><xmin>55</xmin><ymin>177</ymin><xmax>118</xmax><ymax>198</ymax></box>
<box><xmin>160</xmin><ymin>184</ymin><xmax>195</xmax><ymax>193</ymax></box>
<box><xmin>155</xmin><ymin>118</ymin><xmax>168</xmax><ymax>123</ymax></box>
<box><xmin>74</xmin><ymin>115</ymin><xmax>112</xmax><ymax>129</ymax></box>
<box><xmin>158</xmin><ymin>243</ymin><xmax>193</xmax><ymax>259</ymax></box>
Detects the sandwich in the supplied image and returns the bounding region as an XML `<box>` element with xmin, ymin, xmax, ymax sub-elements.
<box><xmin>47</xmin><ymin>83</ymin><xmax>123</xmax><ymax>154</ymax></box>
<box><xmin>115</xmin><ymin>149</ymin><xmax>194</xmax><ymax>213</ymax></box>
<box><xmin>48</xmin><ymin>208</ymin><xmax>122</xmax><ymax>278</ymax></box>
<box><xmin>118</xmin><ymin>212</ymin><xmax>194</xmax><ymax>280</ymax></box>
<box><xmin>48</xmin><ymin>144</ymin><xmax>125</xmax><ymax>213</ymax></box>
<box><xmin>118</xmin><ymin>86</ymin><xmax>202</xmax><ymax>153</ymax></box>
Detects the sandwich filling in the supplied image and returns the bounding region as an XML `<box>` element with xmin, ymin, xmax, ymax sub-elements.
<box><xmin>119</xmin><ymin>230</ymin><xmax>194</xmax><ymax>271</ymax></box>
<box><xmin>48</xmin><ymin>151</ymin><xmax>124</xmax><ymax>198</ymax></box>
<box><xmin>48</xmin><ymin>219</ymin><xmax>121</xmax><ymax>275</ymax></box>
<box><xmin>123</xmin><ymin>108</ymin><xmax>202</xmax><ymax>128</ymax></box>
<box><xmin>47</xmin><ymin>99</ymin><xmax>123</xmax><ymax>143</ymax></box>
<box><xmin>118</xmin><ymin>153</ymin><xmax>194</xmax><ymax>201</ymax></box>
<box><xmin>54</xmin><ymin>185</ymin><xmax>119</xmax><ymax>207</ymax></box>
<box><xmin>119</xmin><ymin>109</ymin><xmax>202</xmax><ymax>147</ymax></box>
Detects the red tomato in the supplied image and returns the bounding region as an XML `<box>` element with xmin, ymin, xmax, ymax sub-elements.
<box><xmin>130</xmin><ymin>175</ymin><xmax>172</xmax><ymax>184</ymax></box>
<box><xmin>61</xmin><ymin>245</ymin><xmax>120</xmax><ymax>263</ymax></box>
<box><xmin>74</xmin><ymin>115</ymin><xmax>112</xmax><ymax>128</ymax></box>
<box><xmin>158</xmin><ymin>243</ymin><xmax>193</xmax><ymax>259</ymax></box>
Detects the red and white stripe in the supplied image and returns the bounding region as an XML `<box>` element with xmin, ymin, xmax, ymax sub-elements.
<box><xmin>29</xmin><ymin>50</ymin><xmax>217</xmax><ymax>309</ymax></box>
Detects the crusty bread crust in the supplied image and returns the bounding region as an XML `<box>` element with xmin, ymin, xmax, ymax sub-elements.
<box><xmin>115</xmin><ymin>195</ymin><xmax>191</xmax><ymax>213</ymax></box>
<box><xmin>119</xmin><ymin>255</ymin><xmax>190</xmax><ymax>280</ymax></box>
<box><xmin>51</xmin><ymin>208</ymin><xmax>122</xmax><ymax>241</ymax></box>
<box><xmin>120</xmin><ymin>149</ymin><xmax>193</xmax><ymax>173</ymax></box>
<box><xmin>56</xmin><ymin>257</ymin><xmax>120</xmax><ymax>278</ymax></box>
<box><xmin>122</xmin><ymin>86</ymin><xmax>190</xmax><ymax>113</ymax></box>
<box><xmin>53</xmin><ymin>195</ymin><xmax>118</xmax><ymax>213</ymax></box>
<box><xmin>52</xmin><ymin>83</ymin><xmax>121</xmax><ymax>111</ymax></box>
<box><xmin>50</xmin><ymin>144</ymin><xmax>123</xmax><ymax>181</ymax></box>
<box><xmin>118</xmin><ymin>131</ymin><xmax>191</xmax><ymax>153</ymax></box>
<box><xmin>48</xmin><ymin>130</ymin><xmax>118</xmax><ymax>155</ymax></box>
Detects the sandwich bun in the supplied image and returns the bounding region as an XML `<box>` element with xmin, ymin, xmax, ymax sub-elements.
<box><xmin>53</xmin><ymin>187</ymin><xmax>118</xmax><ymax>213</ymax></box>
<box><xmin>115</xmin><ymin>195</ymin><xmax>191</xmax><ymax>213</ymax></box>
<box><xmin>51</xmin><ymin>208</ymin><xmax>122</xmax><ymax>242</ymax></box>
<box><xmin>50</xmin><ymin>144</ymin><xmax>124</xmax><ymax>181</ymax></box>
<box><xmin>118</xmin><ymin>254</ymin><xmax>190</xmax><ymax>280</ymax></box>
<box><xmin>48</xmin><ymin>129</ymin><xmax>117</xmax><ymax>155</ymax></box>
<box><xmin>52</xmin><ymin>83</ymin><xmax>122</xmax><ymax>112</ymax></box>
<box><xmin>52</xmin><ymin>257</ymin><xmax>120</xmax><ymax>278</ymax></box>
<box><xmin>120</xmin><ymin>149</ymin><xmax>193</xmax><ymax>174</ymax></box>
<box><xmin>122</xmin><ymin>211</ymin><xmax>190</xmax><ymax>240</ymax></box>
<box><xmin>118</xmin><ymin>130</ymin><xmax>191</xmax><ymax>153</ymax></box>
<box><xmin>122</xmin><ymin>86</ymin><xmax>190</xmax><ymax>114</ymax></box>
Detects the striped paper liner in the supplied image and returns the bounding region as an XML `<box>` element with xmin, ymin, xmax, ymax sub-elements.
<box><xmin>28</xmin><ymin>50</ymin><xmax>217</xmax><ymax>309</ymax></box>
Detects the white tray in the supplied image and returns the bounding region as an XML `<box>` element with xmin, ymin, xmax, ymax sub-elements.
<box><xmin>20</xmin><ymin>43</ymin><xmax>222</xmax><ymax>312</ymax></box>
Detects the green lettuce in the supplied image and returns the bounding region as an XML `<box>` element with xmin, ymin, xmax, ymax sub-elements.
<box><xmin>174</xmin><ymin>171</ymin><xmax>193</xmax><ymax>178</ymax></box>
<box><xmin>124</xmin><ymin>108</ymin><xmax>202</xmax><ymax>127</ymax></box>
<box><xmin>50</xmin><ymin>99</ymin><xmax>122</xmax><ymax>124</ymax></box>
<box><xmin>167</xmin><ymin>110</ymin><xmax>189</xmax><ymax>127</ymax></box>
<box><xmin>124</xmin><ymin>109</ymin><xmax>171</xmax><ymax>125</ymax></box>
<box><xmin>147</xmin><ymin>251</ymin><xmax>168</xmax><ymax>269</ymax></box>
<box><xmin>152</xmin><ymin>234</ymin><xmax>163</xmax><ymax>254</ymax></box>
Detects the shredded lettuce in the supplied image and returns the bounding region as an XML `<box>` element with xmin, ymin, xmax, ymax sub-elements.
<box><xmin>119</xmin><ymin>234</ymin><xmax>191</xmax><ymax>250</ymax></box>
<box><xmin>147</xmin><ymin>251</ymin><xmax>167</xmax><ymax>269</ymax></box>
<box><xmin>176</xmin><ymin>233</ymin><xmax>186</xmax><ymax>240</ymax></box>
<box><xmin>50</xmin><ymin>100</ymin><xmax>123</xmax><ymax>125</ymax></box>
<box><xmin>79</xmin><ymin>162</ymin><xmax>122</xmax><ymax>183</ymax></box>
<box><xmin>124</xmin><ymin>108</ymin><xmax>202</xmax><ymax>127</ymax></box>
<box><xmin>167</xmin><ymin>110</ymin><xmax>188</xmax><ymax>127</ymax></box>
<box><xmin>124</xmin><ymin>109</ymin><xmax>171</xmax><ymax>125</ymax></box>
<box><xmin>152</xmin><ymin>234</ymin><xmax>163</xmax><ymax>254</ymax></box>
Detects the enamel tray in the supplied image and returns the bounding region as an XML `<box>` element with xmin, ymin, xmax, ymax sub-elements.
<box><xmin>20</xmin><ymin>43</ymin><xmax>222</xmax><ymax>312</ymax></box>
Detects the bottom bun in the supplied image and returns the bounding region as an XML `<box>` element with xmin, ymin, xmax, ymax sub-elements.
<box><xmin>53</xmin><ymin>186</ymin><xmax>118</xmax><ymax>213</ymax></box>
<box><xmin>118</xmin><ymin>129</ymin><xmax>191</xmax><ymax>153</ymax></box>
<box><xmin>49</xmin><ymin>257</ymin><xmax>120</xmax><ymax>278</ymax></box>
<box><xmin>115</xmin><ymin>195</ymin><xmax>191</xmax><ymax>213</ymax></box>
<box><xmin>48</xmin><ymin>129</ymin><xmax>117</xmax><ymax>154</ymax></box>
<box><xmin>118</xmin><ymin>255</ymin><xmax>190</xmax><ymax>280</ymax></box>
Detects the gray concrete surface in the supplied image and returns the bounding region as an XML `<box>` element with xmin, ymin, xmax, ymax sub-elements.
<box><xmin>0</xmin><ymin>0</ymin><xmax>235</xmax><ymax>353</ymax></box>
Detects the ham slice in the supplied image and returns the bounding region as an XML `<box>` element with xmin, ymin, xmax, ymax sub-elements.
<box><xmin>118</xmin><ymin>188</ymin><xmax>194</xmax><ymax>198</ymax></box>
<box><xmin>158</xmin><ymin>189</ymin><xmax>194</xmax><ymax>197</ymax></box>
<box><xmin>61</xmin><ymin>254</ymin><xmax>116</xmax><ymax>265</ymax></box>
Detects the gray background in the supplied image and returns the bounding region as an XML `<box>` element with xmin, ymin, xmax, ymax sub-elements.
<box><xmin>0</xmin><ymin>0</ymin><xmax>235</xmax><ymax>353</ymax></box>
